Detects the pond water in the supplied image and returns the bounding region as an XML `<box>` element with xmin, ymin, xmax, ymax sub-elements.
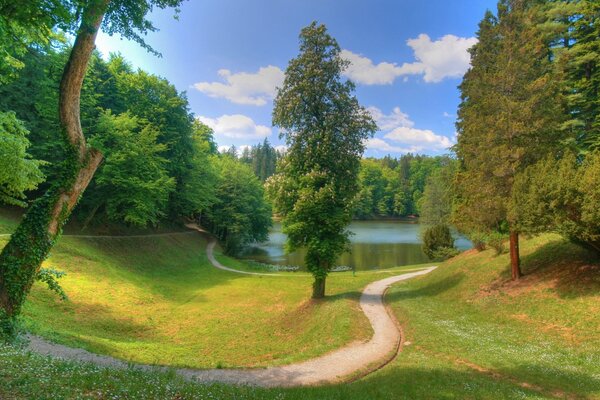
<box><xmin>241</xmin><ymin>220</ymin><xmax>472</xmax><ymax>271</ymax></box>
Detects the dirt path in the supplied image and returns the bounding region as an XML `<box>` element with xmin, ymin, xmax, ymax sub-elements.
<box><xmin>26</xmin><ymin>225</ymin><xmax>437</xmax><ymax>387</ymax></box>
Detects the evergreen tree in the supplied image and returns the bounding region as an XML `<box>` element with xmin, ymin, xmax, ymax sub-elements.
<box><xmin>454</xmin><ymin>0</ymin><xmax>563</xmax><ymax>280</ymax></box>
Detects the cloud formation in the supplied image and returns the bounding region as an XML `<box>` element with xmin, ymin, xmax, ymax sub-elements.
<box><xmin>342</xmin><ymin>34</ymin><xmax>477</xmax><ymax>85</ymax></box>
<box><xmin>366</xmin><ymin>106</ymin><xmax>454</xmax><ymax>154</ymax></box>
<box><xmin>197</xmin><ymin>114</ymin><xmax>271</xmax><ymax>139</ymax></box>
<box><xmin>193</xmin><ymin>66</ymin><xmax>284</xmax><ymax>106</ymax></box>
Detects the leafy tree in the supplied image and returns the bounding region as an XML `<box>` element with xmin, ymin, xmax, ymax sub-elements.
<box><xmin>88</xmin><ymin>111</ymin><xmax>176</xmax><ymax>227</ymax></box>
<box><xmin>0</xmin><ymin>112</ymin><xmax>45</xmax><ymax>206</ymax></box>
<box><xmin>0</xmin><ymin>0</ymin><xmax>185</xmax><ymax>329</ymax></box>
<box><xmin>0</xmin><ymin>0</ymin><xmax>71</xmax><ymax>82</ymax></box>
<box><xmin>204</xmin><ymin>156</ymin><xmax>271</xmax><ymax>255</ymax></box>
<box><xmin>453</xmin><ymin>0</ymin><xmax>563</xmax><ymax>280</ymax></box>
<box><xmin>171</xmin><ymin>120</ymin><xmax>218</xmax><ymax>219</ymax></box>
<box><xmin>272</xmin><ymin>22</ymin><xmax>376</xmax><ymax>298</ymax></box>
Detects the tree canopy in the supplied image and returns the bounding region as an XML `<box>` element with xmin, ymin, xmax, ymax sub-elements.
<box><xmin>271</xmin><ymin>22</ymin><xmax>376</xmax><ymax>298</ymax></box>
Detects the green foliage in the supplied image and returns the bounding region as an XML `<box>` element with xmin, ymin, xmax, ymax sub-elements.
<box><xmin>0</xmin><ymin>0</ymin><xmax>71</xmax><ymax>83</ymax></box>
<box><xmin>351</xmin><ymin>154</ymin><xmax>450</xmax><ymax>219</ymax></box>
<box><xmin>0</xmin><ymin>0</ymin><xmax>186</xmax><ymax>333</ymax></box>
<box><xmin>240</xmin><ymin>138</ymin><xmax>281</xmax><ymax>182</ymax></box>
<box><xmin>204</xmin><ymin>156</ymin><xmax>272</xmax><ymax>255</ymax></box>
<box><xmin>89</xmin><ymin>111</ymin><xmax>176</xmax><ymax>227</ymax></box>
<box><xmin>34</xmin><ymin>267</ymin><xmax>67</xmax><ymax>301</ymax></box>
<box><xmin>453</xmin><ymin>1</ymin><xmax>563</xmax><ymax>239</ymax></box>
<box><xmin>272</xmin><ymin>22</ymin><xmax>376</xmax><ymax>297</ymax></box>
<box><xmin>552</xmin><ymin>0</ymin><xmax>600</xmax><ymax>152</ymax></box>
<box><xmin>421</xmin><ymin>224</ymin><xmax>455</xmax><ymax>260</ymax></box>
<box><xmin>418</xmin><ymin>158</ymin><xmax>457</xmax><ymax>225</ymax></box>
<box><xmin>512</xmin><ymin>152</ymin><xmax>600</xmax><ymax>254</ymax></box>
<box><xmin>0</xmin><ymin>112</ymin><xmax>45</xmax><ymax>206</ymax></box>
<box><xmin>486</xmin><ymin>231</ymin><xmax>507</xmax><ymax>255</ymax></box>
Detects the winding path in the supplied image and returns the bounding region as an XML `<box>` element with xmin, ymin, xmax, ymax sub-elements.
<box><xmin>25</xmin><ymin>225</ymin><xmax>436</xmax><ymax>387</ymax></box>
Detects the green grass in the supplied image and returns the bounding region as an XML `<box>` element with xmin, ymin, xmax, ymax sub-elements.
<box><xmin>1</xmin><ymin>208</ymin><xmax>599</xmax><ymax>399</ymax></box>
<box><xmin>0</xmin><ymin>208</ymin><xmax>423</xmax><ymax>369</ymax></box>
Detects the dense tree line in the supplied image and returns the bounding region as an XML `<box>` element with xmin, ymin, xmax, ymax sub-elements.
<box><xmin>353</xmin><ymin>154</ymin><xmax>452</xmax><ymax>219</ymax></box>
<box><xmin>453</xmin><ymin>0</ymin><xmax>600</xmax><ymax>278</ymax></box>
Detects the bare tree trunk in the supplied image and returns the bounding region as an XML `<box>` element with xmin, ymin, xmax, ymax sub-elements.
<box><xmin>312</xmin><ymin>276</ymin><xmax>326</xmax><ymax>299</ymax></box>
<box><xmin>509</xmin><ymin>230</ymin><xmax>521</xmax><ymax>280</ymax></box>
<box><xmin>0</xmin><ymin>0</ymin><xmax>109</xmax><ymax>322</ymax></box>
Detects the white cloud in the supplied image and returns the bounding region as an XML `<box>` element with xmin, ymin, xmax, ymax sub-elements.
<box><xmin>193</xmin><ymin>66</ymin><xmax>284</xmax><ymax>106</ymax></box>
<box><xmin>274</xmin><ymin>145</ymin><xmax>288</xmax><ymax>153</ymax></box>
<box><xmin>197</xmin><ymin>114</ymin><xmax>271</xmax><ymax>139</ymax></box>
<box><xmin>342</xmin><ymin>34</ymin><xmax>476</xmax><ymax>85</ymax></box>
<box><xmin>384</xmin><ymin>127</ymin><xmax>453</xmax><ymax>151</ymax></box>
<box><xmin>368</xmin><ymin>106</ymin><xmax>413</xmax><ymax>130</ymax></box>
<box><xmin>365</xmin><ymin>106</ymin><xmax>454</xmax><ymax>154</ymax></box>
<box><xmin>366</xmin><ymin>138</ymin><xmax>416</xmax><ymax>154</ymax></box>
<box><xmin>405</xmin><ymin>34</ymin><xmax>477</xmax><ymax>83</ymax></box>
<box><xmin>443</xmin><ymin>111</ymin><xmax>456</xmax><ymax>118</ymax></box>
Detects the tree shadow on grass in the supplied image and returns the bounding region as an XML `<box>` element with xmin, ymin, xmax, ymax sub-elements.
<box><xmin>52</xmin><ymin>231</ymin><xmax>248</xmax><ymax>302</ymax></box>
<box><xmin>385</xmin><ymin>272</ymin><xmax>465</xmax><ymax>303</ymax></box>
<box><xmin>496</xmin><ymin>238</ymin><xmax>600</xmax><ymax>299</ymax></box>
<box><xmin>283</xmin><ymin>362</ymin><xmax>599</xmax><ymax>400</ymax></box>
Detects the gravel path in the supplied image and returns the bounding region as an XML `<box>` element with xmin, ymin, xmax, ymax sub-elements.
<box><xmin>26</xmin><ymin>225</ymin><xmax>437</xmax><ymax>387</ymax></box>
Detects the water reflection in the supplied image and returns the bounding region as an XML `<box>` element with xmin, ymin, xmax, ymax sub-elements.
<box><xmin>241</xmin><ymin>220</ymin><xmax>472</xmax><ymax>271</ymax></box>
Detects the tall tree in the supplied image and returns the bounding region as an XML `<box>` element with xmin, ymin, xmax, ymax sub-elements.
<box><xmin>454</xmin><ymin>0</ymin><xmax>563</xmax><ymax>280</ymax></box>
<box><xmin>0</xmin><ymin>0</ymin><xmax>184</xmax><ymax>328</ymax></box>
<box><xmin>272</xmin><ymin>22</ymin><xmax>376</xmax><ymax>298</ymax></box>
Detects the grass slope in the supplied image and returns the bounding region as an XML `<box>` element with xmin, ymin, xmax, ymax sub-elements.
<box><xmin>1</xmin><ymin>208</ymin><xmax>599</xmax><ymax>399</ymax></box>
<box><xmin>0</xmin><ymin>208</ymin><xmax>418</xmax><ymax>369</ymax></box>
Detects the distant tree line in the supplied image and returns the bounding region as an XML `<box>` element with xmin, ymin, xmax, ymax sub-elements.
<box><xmin>353</xmin><ymin>154</ymin><xmax>454</xmax><ymax>219</ymax></box>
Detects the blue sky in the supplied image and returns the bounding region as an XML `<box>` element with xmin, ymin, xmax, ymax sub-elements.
<box><xmin>95</xmin><ymin>0</ymin><xmax>498</xmax><ymax>157</ymax></box>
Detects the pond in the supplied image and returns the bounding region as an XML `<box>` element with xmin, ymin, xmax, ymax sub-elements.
<box><xmin>241</xmin><ymin>220</ymin><xmax>472</xmax><ymax>271</ymax></box>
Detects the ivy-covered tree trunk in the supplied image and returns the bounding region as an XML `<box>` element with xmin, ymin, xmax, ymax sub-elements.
<box><xmin>0</xmin><ymin>0</ymin><xmax>108</xmax><ymax>324</ymax></box>
<box><xmin>509</xmin><ymin>230</ymin><xmax>521</xmax><ymax>280</ymax></box>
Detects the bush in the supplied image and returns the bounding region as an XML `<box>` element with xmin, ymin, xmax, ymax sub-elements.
<box><xmin>422</xmin><ymin>224</ymin><xmax>456</xmax><ymax>260</ymax></box>
<box><xmin>486</xmin><ymin>231</ymin><xmax>507</xmax><ymax>255</ymax></box>
<box><xmin>468</xmin><ymin>231</ymin><xmax>488</xmax><ymax>251</ymax></box>
<box><xmin>431</xmin><ymin>246</ymin><xmax>460</xmax><ymax>261</ymax></box>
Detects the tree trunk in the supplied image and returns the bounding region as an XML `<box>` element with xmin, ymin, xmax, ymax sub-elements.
<box><xmin>0</xmin><ymin>0</ymin><xmax>109</xmax><ymax>322</ymax></box>
<box><xmin>509</xmin><ymin>230</ymin><xmax>521</xmax><ymax>280</ymax></box>
<box><xmin>312</xmin><ymin>276</ymin><xmax>326</xmax><ymax>299</ymax></box>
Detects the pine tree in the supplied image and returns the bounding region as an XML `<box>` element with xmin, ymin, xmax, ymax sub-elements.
<box><xmin>454</xmin><ymin>0</ymin><xmax>563</xmax><ymax>280</ymax></box>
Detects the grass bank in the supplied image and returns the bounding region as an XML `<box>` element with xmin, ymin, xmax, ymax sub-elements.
<box><xmin>0</xmin><ymin>208</ymin><xmax>416</xmax><ymax>369</ymax></box>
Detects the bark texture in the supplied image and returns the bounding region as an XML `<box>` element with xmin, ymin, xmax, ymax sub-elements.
<box><xmin>509</xmin><ymin>230</ymin><xmax>522</xmax><ymax>280</ymax></box>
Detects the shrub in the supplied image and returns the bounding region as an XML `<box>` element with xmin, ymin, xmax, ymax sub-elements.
<box><xmin>486</xmin><ymin>231</ymin><xmax>507</xmax><ymax>255</ymax></box>
<box><xmin>422</xmin><ymin>224</ymin><xmax>456</xmax><ymax>260</ymax></box>
<box><xmin>468</xmin><ymin>231</ymin><xmax>488</xmax><ymax>251</ymax></box>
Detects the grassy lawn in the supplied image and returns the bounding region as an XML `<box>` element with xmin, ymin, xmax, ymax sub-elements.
<box><xmin>1</xmin><ymin>208</ymin><xmax>599</xmax><ymax>399</ymax></box>
<box><xmin>0</xmin><ymin>208</ymin><xmax>421</xmax><ymax>369</ymax></box>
